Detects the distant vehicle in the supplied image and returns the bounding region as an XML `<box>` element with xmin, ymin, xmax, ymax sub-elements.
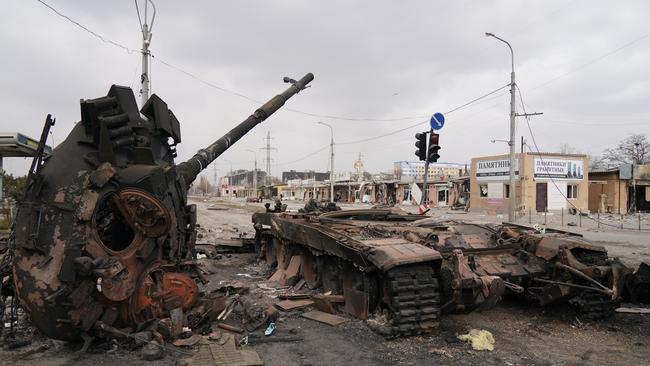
<box><xmin>246</xmin><ymin>197</ymin><xmax>261</xmax><ymax>203</ymax></box>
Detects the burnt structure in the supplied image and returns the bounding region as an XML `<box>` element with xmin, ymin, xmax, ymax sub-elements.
<box><xmin>11</xmin><ymin>73</ymin><xmax>313</xmax><ymax>341</ymax></box>
<box><xmin>282</xmin><ymin>170</ymin><xmax>330</xmax><ymax>182</ymax></box>
<box><xmin>253</xmin><ymin>207</ymin><xmax>649</xmax><ymax>336</ymax></box>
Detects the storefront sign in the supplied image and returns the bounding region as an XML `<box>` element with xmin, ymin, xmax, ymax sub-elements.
<box><xmin>534</xmin><ymin>158</ymin><xmax>584</xmax><ymax>180</ymax></box>
<box><xmin>476</xmin><ymin>159</ymin><xmax>519</xmax><ymax>181</ymax></box>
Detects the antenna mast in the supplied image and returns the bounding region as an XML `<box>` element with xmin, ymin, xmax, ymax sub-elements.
<box><xmin>136</xmin><ymin>0</ymin><xmax>156</xmax><ymax>106</ymax></box>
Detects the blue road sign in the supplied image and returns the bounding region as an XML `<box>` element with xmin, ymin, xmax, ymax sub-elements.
<box><xmin>430</xmin><ymin>112</ymin><xmax>445</xmax><ymax>130</ymax></box>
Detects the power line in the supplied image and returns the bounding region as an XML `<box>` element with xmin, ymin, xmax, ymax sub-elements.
<box><xmin>151</xmin><ymin>55</ymin><xmax>263</xmax><ymax>104</ymax></box>
<box><xmin>542</xmin><ymin>119</ymin><xmax>649</xmax><ymax>127</ymax></box>
<box><xmin>273</xmin><ymin>144</ymin><xmax>329</xmax><ymax>167</ymax></box>
<box><xmin>36</xmin><ymin>0</ymin><xmax>137</xmax><ymax>54</ymax></box>
<box><xmin>517</xmin><ymin>86</ymin><xmax>649</xmax><ymax>232</ymax></box>
<box><xmin>529</xmin><ymin>30</ymin><xmax>650</xmax><ymax>92</ymax></box>
<box><xmin>338</xmin><ymin>84</ymin><xmax>510</xmax><ymax>145</ymax></box>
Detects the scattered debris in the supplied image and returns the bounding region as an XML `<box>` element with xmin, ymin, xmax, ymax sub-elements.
<box><xmin>429</xmin><ymin>347</ymin><xmax>453</xmax><ymax>358</ymax></box>
<box><xmin>177</xmin><ymin>334</ymin><xmax>263</xmax><ymax>366</ymax></box>
<box><xmin>277</xmin><ymin>293</ymin><xmax>311</xmax><ymax>300</ymax></box>
<box><xmin>458</xmin><ymin>329</ymin><xmax>495</xmax><ymax>351</ymax></box>
<box><xmin>311</xmin><ymin>294</ymin><xmax>336</xmax><ymax>314</ymax></box>
<box><xmin>207</xmin><ymin>206</ymin><xmax>228</xmax><ymax>211</ymax></box>
<box><xmin>216</xmin><ymin>281</ymin><xmax>250</xmax><ymax>295</ymax></box>
<box><xmin>244</xmin><ymin>334</ymin><xmax>302</xmax><ymax>345</ymax></box>
<box><xmin>616</xmin><ymin>307</ymin><xmax>650</xmax><ymax>314</ymax></box>
<box><xmin>264</xmin><ymin>322</ymin><xmax>276</xmax><ymax>336</ymax></box>
<box><xmin>275</xmin><ymin>299</ymin><xmax>314</xmax><ymax>312</ymax></box>
<box><xmin>217</xmin><ymin>323</ymin><xmax>245</xmax><ymax>334</ymax></box>
<box><xmin>173</xmin><ymin>334</ymin><xmax>203</xmax><ymax>347</ymax></box>
<box><xmin>140</xmin><ymin>340</ymin><xmax>165</xmax><ymax>360</ymax></box>
<box><xmin>301</xmin><ymin>310</ymin><xmax>348</xmax><ymax>326</ymax></box>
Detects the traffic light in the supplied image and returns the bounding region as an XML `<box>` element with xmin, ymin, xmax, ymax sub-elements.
<box><xmin>415</xmin><ymin>132</ymin><xmax>427</xmax><ymax>161</ymax></box>
<box><xmin>428</xmin><ymin>133</ymin><xmax>440</xmax><ymax>163</ymax></box>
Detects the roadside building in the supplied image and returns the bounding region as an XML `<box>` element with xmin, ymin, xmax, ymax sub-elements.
<box><xmin>393</xmin><ymin>161</ymin><xmax>465</xmax><ymax>181</ymax></box>
<box><xmin>281</xmin><ymin>170</ymin><xmax>330</xmax><ymax>182</ymax></box>
<box><xmin>588</xmin><ymin>164</ymin><xmax>650</xmax><ymax>213</ymax></box>
<box><xmin>470</xmin><ymin>153</ymin><xmax>589</xmax><ymax>214</ymax></box>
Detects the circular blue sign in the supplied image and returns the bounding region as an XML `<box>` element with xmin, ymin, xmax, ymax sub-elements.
<box><xmin>430</xmin><ymin>113</ymin><xmax>445</xmax><ymax>130</ymax></box>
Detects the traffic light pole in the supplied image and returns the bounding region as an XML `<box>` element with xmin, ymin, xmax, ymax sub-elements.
<box><xmin>421</xmin><ymin>129</ymin><xmax>432</xmax><ymax>205</ymax></box>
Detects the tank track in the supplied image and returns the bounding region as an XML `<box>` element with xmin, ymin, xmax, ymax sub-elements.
<box><xmin>257</xmin><ymin>233</ymin><xmax>442</xmax><ymax>336</ymax></box>
<box><xmin>385</xmin><ymin>265</ymin><xmax>441</xmax><ymax>336</ymax></box>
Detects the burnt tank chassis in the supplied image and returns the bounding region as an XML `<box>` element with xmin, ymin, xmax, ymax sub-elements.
<box><xmin>12</xmin><ymin>73</ymin><xmax>313</xmax><ymax>341</ymax></box>
<box><xmin>253</xmin><ymin>208</ymin><xmax>632</xmax><ymax>336</ymax></box>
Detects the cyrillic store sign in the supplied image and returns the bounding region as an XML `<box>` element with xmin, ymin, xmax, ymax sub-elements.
<box><xmin>476</xmin><ymin>159</ymin><xmax>519</xmax><ymax>181</ymax></box>
<box><xmin>534</xmin><ymin>158</ymin><xmax>584</xmax><ymax>180</ymax></box>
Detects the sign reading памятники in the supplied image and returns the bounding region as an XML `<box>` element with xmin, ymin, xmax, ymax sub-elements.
<box><xmin>534</xmin><ymin>158</ymin><xmax>584</xmax><ymax>180</ymax></box>
<box><xmin>476</xmin><ymin>159</ymin><xmax>519</xmax><ymax>181</ymax></box>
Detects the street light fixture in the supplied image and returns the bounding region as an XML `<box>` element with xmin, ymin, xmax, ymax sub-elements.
<box><xmin>486</xmin><ymin>31</ymin><xmax>517</xmax><ymax>223</ymax></box>
<box><xmin>318</xmin><ymin>121</ymin><xmax>335</xmax><ymax>203</ymax></box>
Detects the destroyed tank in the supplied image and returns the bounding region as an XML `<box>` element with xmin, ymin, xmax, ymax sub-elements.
<box><xmin>11</xmin><ymin>73</ymin><xmax>314</xmax><ymax>341</ymax></box>
<box><xmin>252</xmin><ymin>206</ymin><xmax>645</xmax><ymax>336</ymax></box>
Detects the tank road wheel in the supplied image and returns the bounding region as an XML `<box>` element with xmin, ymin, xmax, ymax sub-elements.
<box><xmin>385</xmin><ymin>265</ymin><xmax>441</xmax><ymax>336</ymax></box>
<box><xmin>300</xmin><ymin>250</ymin><xmax>321</xmax><ymax>289</ymax></box>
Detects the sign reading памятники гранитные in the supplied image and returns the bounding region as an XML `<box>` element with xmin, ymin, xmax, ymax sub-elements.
<box><xmin>534</xmin><ymin>158</ymin><xmax>584</xmax><ymax>180</ymax></box>
<box><xmin>476</xmin><ymin>159</ymin><xmax>519</xmax><ymax>181</ymax></box>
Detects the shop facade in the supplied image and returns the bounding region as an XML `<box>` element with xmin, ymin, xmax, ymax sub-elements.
<box><xmin>470</xmin><ymin>153</ymin><xmax>589</xmax><ymax>214</ymax></box>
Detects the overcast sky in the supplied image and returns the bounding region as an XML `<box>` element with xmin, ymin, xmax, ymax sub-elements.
<box><xmin>1</xmin><ymin>0</ymin><xmax>649</xmax><ymax>181</ymax></box>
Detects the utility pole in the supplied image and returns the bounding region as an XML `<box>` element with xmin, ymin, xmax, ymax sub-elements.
<box><xmin>213</xmin><ymin>164</ymin><xmax>218</xmax><ymax>195</ymax></box>
<box><xmin>422</xmin><ymin>129</ymin><xmax>432</xmax><ymax>205</ymax></box>
<box><xmin>486</xmin><ymin>32</ymin><xmax>516</xmax><ymax>223</ymax></box>
<box><xmin>260</xmin><ymin>132</ymin><xmax>277</xmax><ymax>185</ymax></box>
<box><xmin>247</xmin><ymin>149</ymin><xmax>258</xmax><ymax>196</ymax></box>
<box><xmin>318</xmin><ymin>122</ymin><xmax>334</xmax><ymax>203</ymax></box>
<box><xmin>136</xmin><ymin>0</ymin><xmax>156</xmax><ymax>106</ymax></box>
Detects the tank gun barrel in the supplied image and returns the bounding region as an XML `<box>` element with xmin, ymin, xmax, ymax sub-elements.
<box><xmin>178</xmin><ymin>73</ymin><xmax>314</xmax><ymax>184</ymax></box>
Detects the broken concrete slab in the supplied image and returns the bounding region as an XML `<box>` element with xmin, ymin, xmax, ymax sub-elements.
<box><xmin>301</xmin><ymin>310</ymin><xmax>348</xmax><ymax>326</ymax></box>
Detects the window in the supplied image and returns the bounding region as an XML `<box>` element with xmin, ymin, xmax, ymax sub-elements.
<box><xmin>479</xmin><ymin>184</ymin><xmax>488</xmax><ymax>198</ymax></box>
<box><xmin>504</xmin><ymin>184</ymin><xmax>510</xmax><ymax>198</ymax></box>
<box><xmin>567</xmin><ymin>184</ymin><xmax>579</xmax><ymax>199</ymax></box>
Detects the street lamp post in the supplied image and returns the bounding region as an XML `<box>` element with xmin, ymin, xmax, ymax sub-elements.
<box><xmin>486</xmin><ymin>32</ymin><xmax>517</xmax><ymax>223</ymax></box>
<box><xmin>246</xmin><ymin>149</ymin><xmax>258</xmax><ymax>198</ymax></box>
<box><xmin>318</xmin><ymin>122</ymin><xmax>335</xmax><ymax>203</ymax></box>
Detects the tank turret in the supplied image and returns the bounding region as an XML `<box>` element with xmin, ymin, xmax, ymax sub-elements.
<box><xmin>12</xmin><ymin>73</ymin><xmax>313</xmax><ymax>341</ymax></box>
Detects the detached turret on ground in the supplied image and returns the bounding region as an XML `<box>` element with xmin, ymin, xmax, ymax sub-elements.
<box><xmin>11</xmin><ymin>73</ymin><xmax>313</xmax><ymax>341</ymax></box>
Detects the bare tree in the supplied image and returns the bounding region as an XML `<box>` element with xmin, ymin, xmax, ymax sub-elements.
<box><xmin>603</xmin><ymin>134</ymin><xmax>649</xmax><ymax>165</ymax></box>
<box><xmin>588</xmin><ymin>154</ymin><xmax>608</xmax><ymax>171</ymax></box>
<box><xmin>198</xmin><ymin>175</ymin><xmax>212</xmax><ymax>196</ymax></box>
